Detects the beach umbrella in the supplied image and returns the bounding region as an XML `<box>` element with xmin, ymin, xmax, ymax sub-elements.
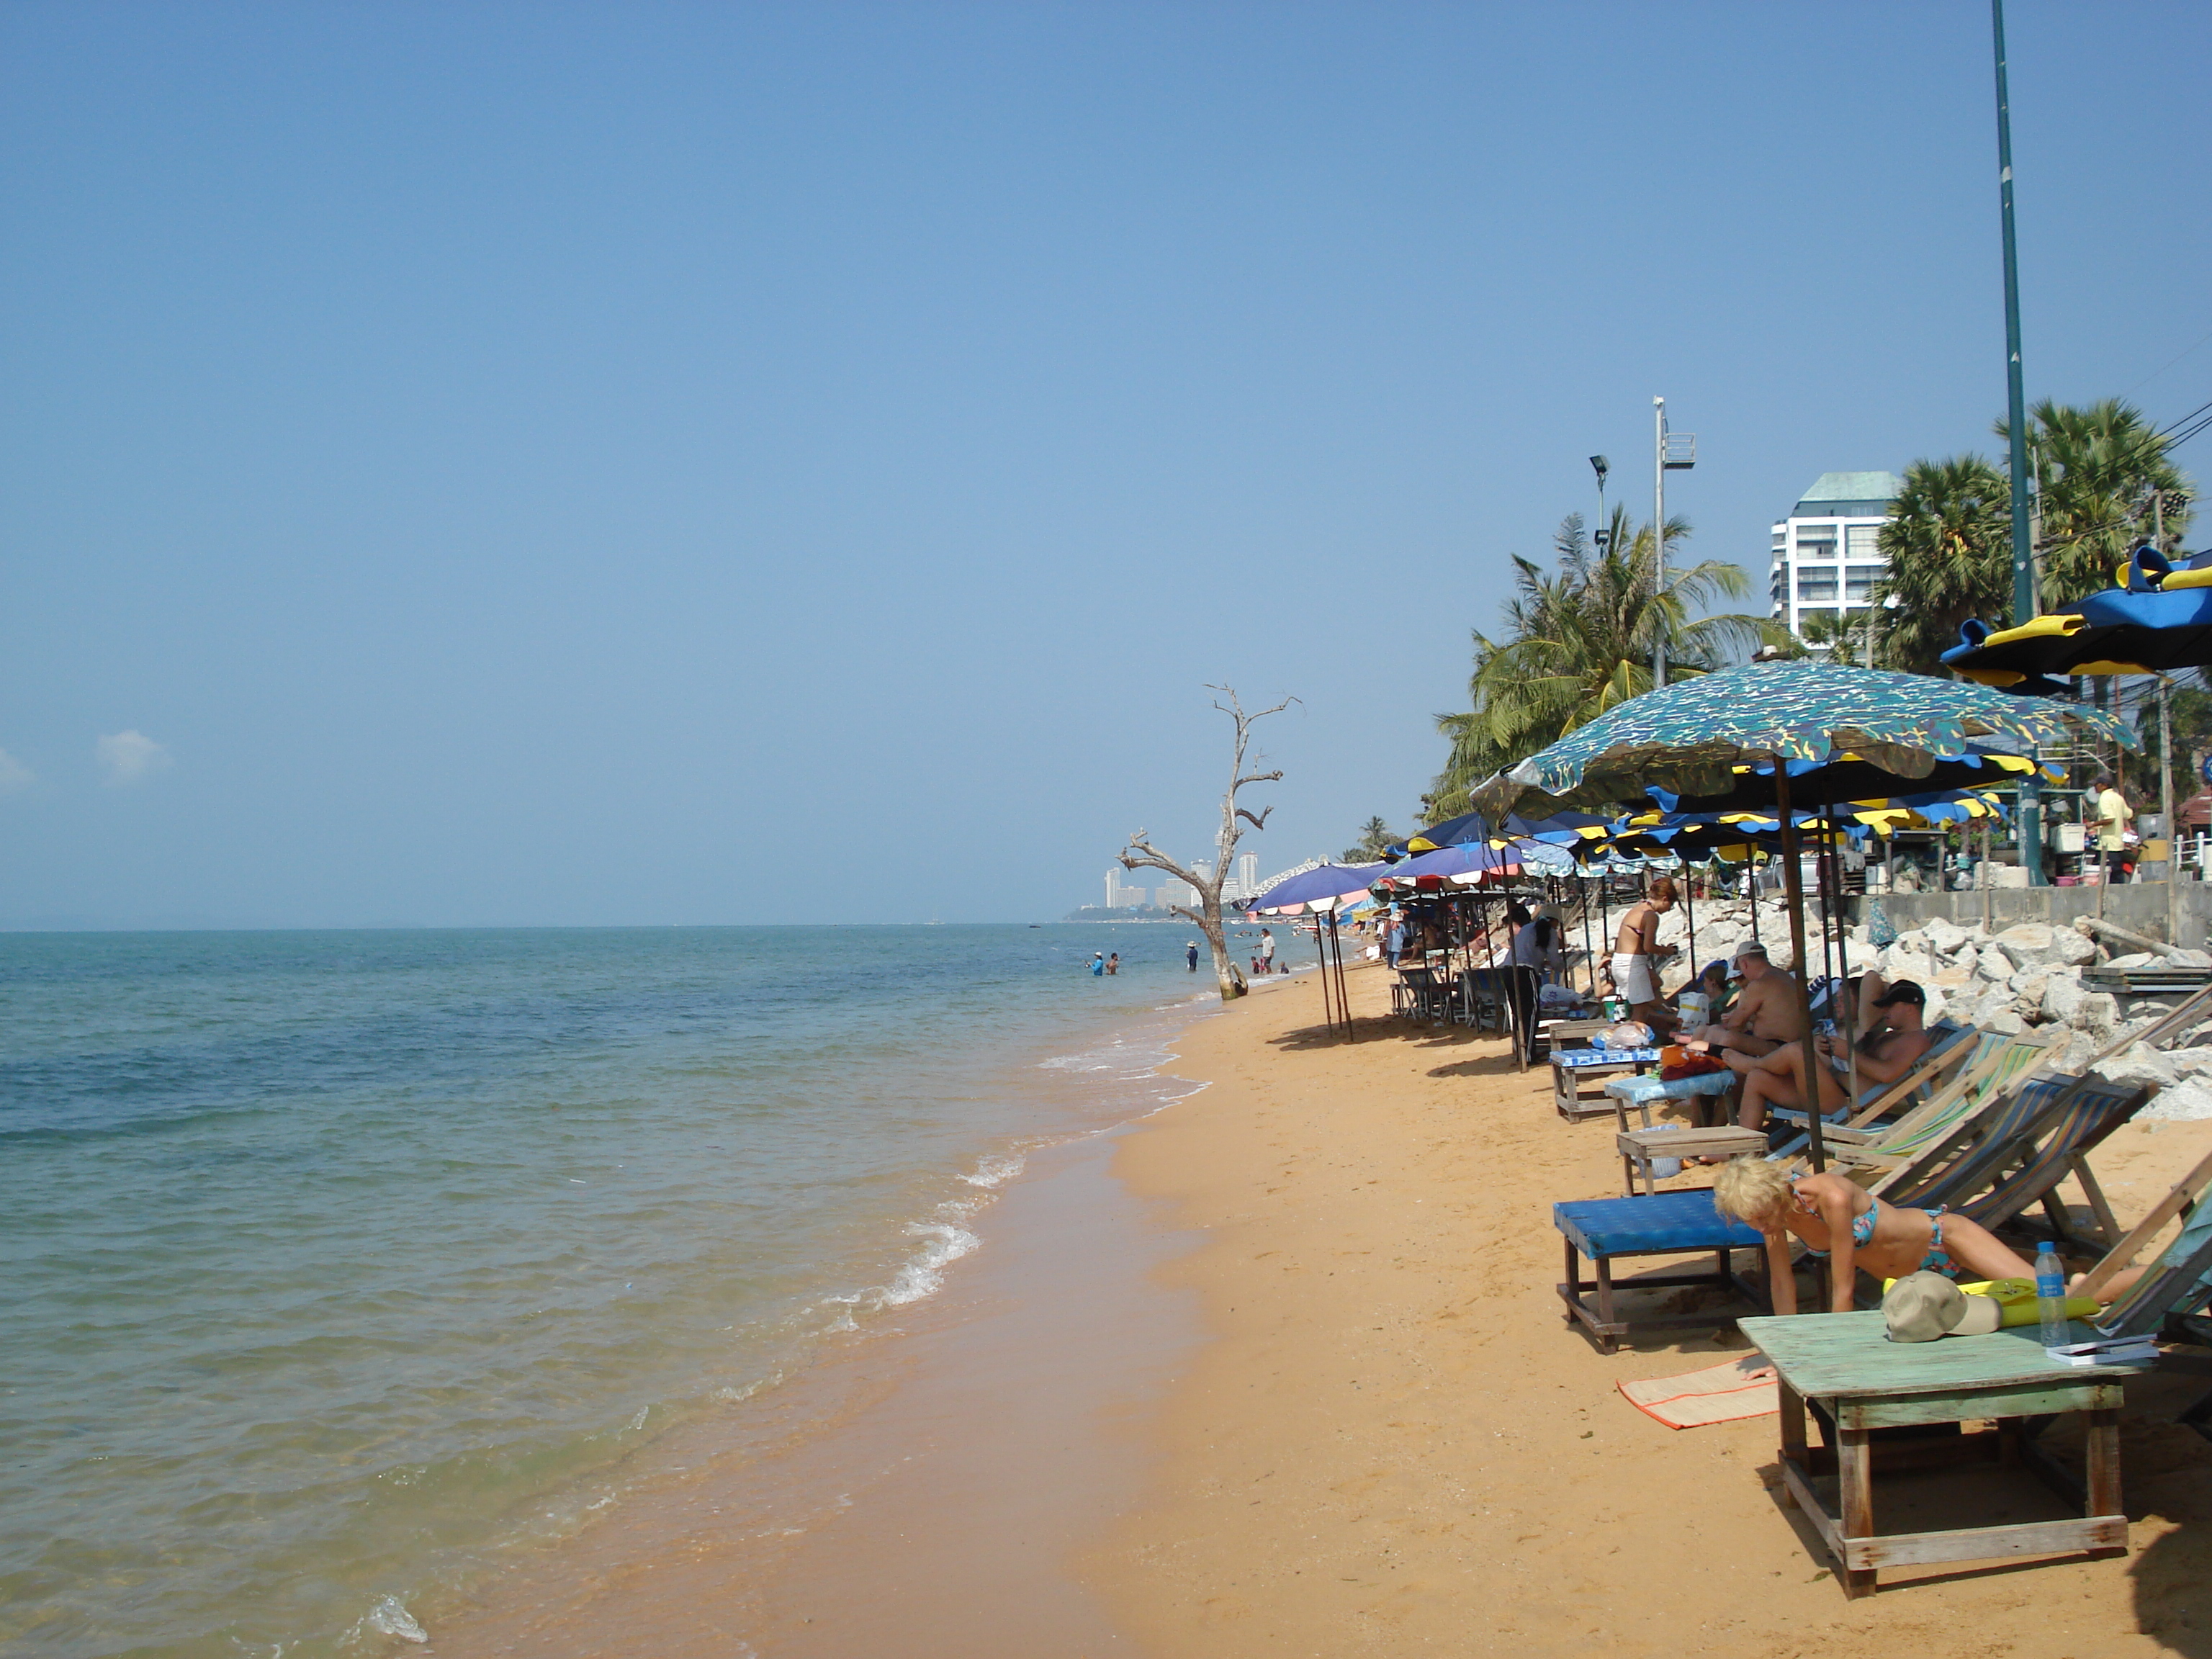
<box><xmin>1245</xmin><ymin>862</ymin><xmax>1386</xmax><ymax>915</ymax></box>
<box><xmin>1941</xmin><ymin>546</ymin><xmax>2212</xmax><ymax>690</ymax></box>
<box><xmin>1633</xmin><ymin>744</ymin><xmax>2051</xmax><ymax>819</ymax></box>
<box><xmin>1377</xmin><ymin>841</ymin><xmax>1524</xmax><ymax>886</ymax></box>
<box><xmin>1474</xmin><ymin>660</ymin><xmax>2131</xmax><ymax>1170</ymax></box>
<box><xmin>1398</xmin><ymin>809</ymin><xmax>1611</xmax><ymax>854</ymax></box>
<box><xmin>1473</xmin><ymin>660</ymin><xmax>2118</xmax><ymax>822</ymax></box>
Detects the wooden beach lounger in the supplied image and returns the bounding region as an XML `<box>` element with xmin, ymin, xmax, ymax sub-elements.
<box><xmin>1553</xmin><ymin>1189</ymin><xmax>1767</xmax><ymax>1354</ymax></box>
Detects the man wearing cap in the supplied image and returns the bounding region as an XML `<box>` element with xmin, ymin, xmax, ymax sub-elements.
<box><xmin>1683</xmin><ymin>943</ymin><xmax>1801</xmax><ymax>1063</ymax></box>
<box><xmin>1729</xmin><ymin>976</ymin><xmax>1937</xmax><ymax>1135</ymax></box>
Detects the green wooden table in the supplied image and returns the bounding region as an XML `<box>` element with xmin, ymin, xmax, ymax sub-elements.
<box><xmin>1738</xmin><ymin>1310</ymin><xmax>2149</xmax><ymax>1597</ymax></box>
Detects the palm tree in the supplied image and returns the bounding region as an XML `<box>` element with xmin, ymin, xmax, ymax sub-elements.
<box><xmin>1429</xmin><ymin>508</ymin><xmax>1784</xmax><ymax>816</ymax></box>
<box><xmin>1794</xmin><ymin>607</ymin><xmax>1878</xmax><ymax>664</ymax></box>
<box><xmin>1341</xmin><ymin>816</ymin><xmax>1399</xmax><ymax>862</ymax></box>
<box><xmin>1874</xmin><ymin>400</ymin><xmax>2195</xmax><ymax>672</ymax></box>
<box><xmin>2003</xmin><ymin>397</ymin><xmax>2195</xmax><ymax>604</ymax></box>
<box><xmin>1868</xmin><ymin>455</ymin><xmax>2012</xmax><ymax>673</ymax></box>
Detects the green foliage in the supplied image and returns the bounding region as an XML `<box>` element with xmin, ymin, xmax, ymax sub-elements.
<box><xmin>2126</xmin><ymin>676</ymin><xmax>2212</xmax><ymax>811</ymax></box>
<box><xmin>1872</xmin><ymin>400</ymin><xmax>2195</xmax><ymax>673</ymax></box>
<box><xmin>1869</xmin><ymin>455</ymin><xmax>2013</xmax><ymax>673</ymax></box>
<box><xmin>1428</xmin><ymin>508</ymin><xmax>1788</xmax><ymax>818</ymax></box>
<box><xmin>1340</xmin><ymin>815</ymin><xmax>1400</xmax><ymax>862</ymax></box>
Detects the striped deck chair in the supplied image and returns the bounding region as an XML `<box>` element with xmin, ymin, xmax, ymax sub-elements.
<box><xmin>1820</xmin><ymin>1028</ymin><xmax>2066</xmax><ymax>1181</ymax></box>
<box><xmin>1889</xmin><ymin>983</ymin><xmax>2212</xmax><ymax>1236</ymax></box>
<box><xmin>1763</xmin><ymin>1020</ymin><xmax>1977</xmax><ymax>1162</ymax></box>
<box><xmin>2077</xmin><ymin>1147</ymin><xmax>2212</xmax><ymax>1302</ymax></box>
<box><xmin>1949</xmin><ymin>1076</ymin><xmax>2151</xmax><ymax>1237</ymax></box>
<box><xmin>1876</xmin><ymin>1079</ymin><xmax>2079</xmax><ymax>1212</ymax></box>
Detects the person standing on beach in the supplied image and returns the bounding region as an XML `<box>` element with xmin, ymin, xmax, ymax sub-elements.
<box><xmin>1609</xmin><ymin>877</ymin><xmax>1678</xmax><ymax>1033</ymax></box>
<box><xmin>2093</xmin><ymin>773</ymin><xmax>2134</xmax><ymax>885</ymax></box>
<box><xmin>1384</xmin><ymin>912</ymin><xmax>1405</xmax><ymax>968</ymax></box>
<box><xmin>1258</xmin><ymin>928</ymin><xmax>1276</xmax><ymax>976</ymax></box>
<box><xmin>1186</xmin><ymin>941</ymin><xmax>1200</xmax><ymax>971</ymax></box>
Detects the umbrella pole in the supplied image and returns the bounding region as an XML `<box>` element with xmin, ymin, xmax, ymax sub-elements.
<box><xmin>1824</xmin><ymin>796</ymin><xmax>1861</xmax><ymax>1113</ymax></box>
<box><xmin>1683</xmin><ymin>859</ymin><xmax>1699</xmax><ymax>989</ymax></box>
<box><xmin>1581</xmin><ymin>869</ymin><xmax>1599</xmax><ymax>998</ymax></box>
<box><xmin>1599</xmin><ymin>876</ymin><xmax>1611</xmax><ymax>1003</ymax></box>
<box><xmin>1982</xmin><ymin>817</ymin><xmax>1995</xmax><ymax>933</ymax></box>
<box><xmin>1331</xmin><ymin>912</ymin><xmax>1353</xmax><ymax>1042</ymax></box>
<box><xmin>1316</xmin><ymin>909</ymin><xmax>1336</xmax><ymax>1032</ymax></box>
<box><xmin>1774</xmin><ymin>765</ymin><xmax>1827</xmax><ymax>1174</ymax></box>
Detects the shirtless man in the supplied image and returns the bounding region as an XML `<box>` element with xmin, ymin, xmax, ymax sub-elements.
<box><xmin>1609</xmin><ymin>876</ymin><xmax>1678</xmax><ymax>1033</ymax></box>
<box><xmin>1686</xmin><ymin>943</ymin><xmax>1802</xmax><ymax>1064</ymax></box>
<box><xmin>1731</xmin><ymin>978</ymin><xmax>1936</xmax><ymax>1134</ymax></box>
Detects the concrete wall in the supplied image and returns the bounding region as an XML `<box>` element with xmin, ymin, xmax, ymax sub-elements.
<box><xmin>1845</xmin><ymin>880</ymin><xmax>2212</xmax><ymax>949</ymax></box>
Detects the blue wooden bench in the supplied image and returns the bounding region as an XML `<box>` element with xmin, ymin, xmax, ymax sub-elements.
<box><xmin>1554</xmin><ymin>1188</ymin><xmax>1768</xmax><ymax>1353</ymax></box>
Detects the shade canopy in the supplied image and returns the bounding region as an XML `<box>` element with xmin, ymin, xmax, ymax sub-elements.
<box><xmin>1374</xmin><ymin>841</ymin><xmax>1522</xmax><ymax>887</ymax></box>
<box><xmin>1637</xmin><ymin>743</ymin><xmax>2049</xmax><ymax>819</ymax></box>
<box><xmin>1941</xmin><ymin>547</ymin><xmax>2212</xmax><ymax>688</ymax></box>
<box><xmin>1245</xmin><ymin>862</ymin><xmax>1386</xmax><ymax>914</ymax></box>
<box><xmin>1400</xmin><ymin>808</ymin><xmax>1611</xmax><ymax>854</ymax></box>
<box><xmin>1473</xmin><ymin>659</ymin><xmax>2128</xmax><ymax>820</ymax></box>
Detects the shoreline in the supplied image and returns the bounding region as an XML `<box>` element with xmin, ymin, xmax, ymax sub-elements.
<box><xmin>1085</xmin><ymin>962</ymin><xmax>2212</xmax><ymax>1655</ymax></box>
<box><xmin>428</xmin><ymin>975</ymin><xmax>1241</xmax><ymax>1657</ymax></box>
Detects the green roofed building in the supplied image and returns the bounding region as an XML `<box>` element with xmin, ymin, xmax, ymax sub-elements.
<box><xmin>1768</xmin><ymin>470</ymin><xmax>1902</xmax><ymax>641</ymax></box>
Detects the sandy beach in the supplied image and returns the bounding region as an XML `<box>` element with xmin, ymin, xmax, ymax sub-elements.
<box><xmin>1089</xmin><ymin>961</ymin><xmax>2212</xmax><ymax>1657</ymax></box>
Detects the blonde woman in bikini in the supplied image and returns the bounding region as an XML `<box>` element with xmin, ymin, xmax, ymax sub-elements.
<box><xmin>1713</xmin><ymin>1157</ymin><xmax>2035</xmax><ymax>1316</ymax></box>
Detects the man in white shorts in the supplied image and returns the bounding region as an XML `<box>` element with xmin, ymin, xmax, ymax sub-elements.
<box><xmin>1609</xmin><ymin>876</ymin><xmax>1678</xmax><ymax>1033</ymax></box>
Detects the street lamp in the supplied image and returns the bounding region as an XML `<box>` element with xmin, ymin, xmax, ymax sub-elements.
<box><xmin>1590</xmin><ymin>455</ymin><xmax>1609</xmax><ymax>548</ymax></box>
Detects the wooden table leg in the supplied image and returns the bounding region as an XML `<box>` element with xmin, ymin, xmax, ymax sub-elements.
<box><xmin>1838</xmin><ymin>1426</ymin><xmax>1876</xmax><ymax>1597</ymax></box>
<box><xmin>1779</xmin><ymin>1379</ymin><xmax>1807</xmax><ymax>1467</ymax></box>
<box><xmin>2085</xmin><ymin>1407</ymin><xmax>2125</xmax><ymax>1557</ymax></box>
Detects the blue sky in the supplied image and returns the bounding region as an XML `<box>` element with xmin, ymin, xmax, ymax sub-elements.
<box><xmin>4</xmin><ymin>1</ymin><xmax>2208</xmax><ymax>927</ymax></box>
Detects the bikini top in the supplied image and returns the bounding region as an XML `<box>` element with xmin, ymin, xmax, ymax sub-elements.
<box><xmin>1791</xmin><ymin>1180</ymin><xmax>1879</xmax><ymax>1257</ymax></box>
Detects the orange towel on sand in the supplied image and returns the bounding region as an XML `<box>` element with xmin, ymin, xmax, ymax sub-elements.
<box><xmin>1617</xmin><ymin>1355</ymin><xmax>1779</xmax><ymax>1429</ymax></box>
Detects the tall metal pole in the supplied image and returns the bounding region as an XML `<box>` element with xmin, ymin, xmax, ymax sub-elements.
<box><xmin>1994</xmin><ymin>0</ymin><xmax>2044</xmax><ymax>885</ymax></box>
<box><xmin>1653</xmin><ymin>397</ymin><xmax>1668</xmax><ymax>688</ymax></box>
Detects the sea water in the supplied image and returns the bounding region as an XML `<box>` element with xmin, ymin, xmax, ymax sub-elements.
<box><xmin>0</xmin><ymin>924</ymin><xmax>1232</xmax><ymax>1658</ymax></box>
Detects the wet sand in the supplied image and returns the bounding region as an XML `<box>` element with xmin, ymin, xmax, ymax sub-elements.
<box><xmin>430</xmin><ymin>1039</ymin><xmax>1213</xmax><ymax>1658</ymax></box>
<box><xmin>1087</xmin><ymin>961</ymin><xmax>2212</xmax><ymax>1657</ymax></box>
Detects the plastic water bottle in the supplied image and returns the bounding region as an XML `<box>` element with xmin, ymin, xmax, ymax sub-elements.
<box><xmin>2036</xmin><ymin>1241</ymin><xmax>2068</xmax><ymax>1352</ymax></box>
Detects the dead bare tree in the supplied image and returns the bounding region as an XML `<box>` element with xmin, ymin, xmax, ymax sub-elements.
<box><xmin>1121</xmin><ymin>686</ymin><xmax>1296</xmax><ymax>1001</ymax></box>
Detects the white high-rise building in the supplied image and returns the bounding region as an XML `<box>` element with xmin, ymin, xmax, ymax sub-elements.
<box><xmin>1768</xmin><ymin>472</ymin><xmax>1902</xmax><ymax>641</ymax></box>
<box><xmin>1105</xmin><ymin>868</ymin><xmax>1146</xmax><ymax>909</ymax></box>
<box><xmin>1236</xmin><ymin>853</ymin><xmax>1259</xmax><ymax>891</ymax></box>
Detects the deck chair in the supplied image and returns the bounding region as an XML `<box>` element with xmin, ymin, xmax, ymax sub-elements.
<box><xmin>2076</xmin><ymin>1147</ymin><xmax>2212</xmax><ymax>1302</ymax></box>
<box><xmin>1951</xmin><ymin>1076</ymin><xmax>2152</xmax><ymax>1238</ymax></box>
<box><xmin>1883</xmin><ymin>984</ymin><xmax>2212</xmax><ymax>1236</ymax></box>
<box><xmin>1762</xmin><ymin>1020</ymin><xmax>1977</xmax><ymax>1161</ymax></box>
<box><xmin>1822</xmin><ymin>1028</ymin><xmax>2067</xmax><ymax>1180</ymax></box>
<box><xmin>2092</xmin><ymin>1202</ymin><xmax>2212</xmax><ymax>1341</ymax></box>
<box><xmin>1873</xmin><ymin>1069</ymin><xmax>2083</xmax><ymax>1201</ymax></box>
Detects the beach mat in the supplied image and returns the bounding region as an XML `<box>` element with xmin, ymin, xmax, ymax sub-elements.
<box><xmin>1617</xmin><ymin>1355</ymin><xmax>1778</xmax><ymax>1429</ymax></box>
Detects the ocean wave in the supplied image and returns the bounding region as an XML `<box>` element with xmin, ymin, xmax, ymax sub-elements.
<box><xmin>875</xmin><ymin>1218</ymin><xmax>981</xmax><ymax>1307</ymax></box>
<box><xmin>958</xmin><ymin>1152</ymin><xmax>1025</xmax><ymax>1189</ymax></box>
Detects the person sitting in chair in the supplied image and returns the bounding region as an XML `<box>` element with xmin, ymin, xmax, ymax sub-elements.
<box><xmin>1683</xmin><ymin>943</ymin><xmax>1802</xmax><ymax>1063</ymax></box>
<box><xmin>1727</xmin><ymin>976</ymin><xmax>1936</xmax><ymax>1136</ymax></box>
